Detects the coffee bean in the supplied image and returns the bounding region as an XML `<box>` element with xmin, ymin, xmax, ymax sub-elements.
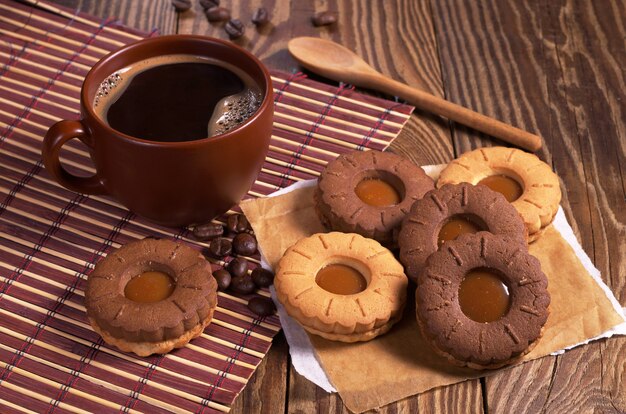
<box><xmin>192</xmin><ymin>222</ymin><xmax>224</xmax><ymax>241</ymax></box>
<box><xmin>233</xmin><ymin>233</ymin><xmax>257</xmax><ymax>256</ymax></box>
<box><xmin>247</xmin><ymin>296</ymin><xmax>276</xmax><ymax>316</ymax></box>
<box><xmin>251</xmin><ymin>8</ymin><xmax>269</xmax><ymax>25</ymax></box>
<box><xmin>212</xmin><ymin>269</ymin><xmax>232</xmax><ymax>291</ymax></box>
<box><xmin>311</xmin><ymin>11</ymin><xmax>337</xmax><ymax>26</ymax></box>
<box><xmin>251</xmin><ymin>267</ymin><xmax>274</xmax><ymax>288</ymax></box>
<box><xmin>171</xmin><ymin>0</ymin><xmax>191</xmax><ymax>12</ymax></box>
<box><xmin>231</xmin><ymin>275</ymin><xmax>256</xmax><ymax>294</ymax></box>
<box><xmin>209</xmin><ymin>237</ymin><xmax>232</xmax><ymax>257</ymax></box>
<box><xmin>199</xmin><ymin>0</ymin><xmax>219</xmax><ymax>9</ymax></box>
<box><xmin>205</xmin><ymin>6</ymin><xmax>230</xmax><ymax>22</ymax></box>
<box><xmin>226</xmin><ymin>214</ymin><xmax>249</xmax><ymax>233</ymax></box>
<box><xmin>228</xmin><ymin>257</ymin><xmax>248</xmax><ymax>277</ymax></box>
<box><xmin>225</xmin><ymin>19</ymin><xmax>245</xmax><ymax>39</ymax></box>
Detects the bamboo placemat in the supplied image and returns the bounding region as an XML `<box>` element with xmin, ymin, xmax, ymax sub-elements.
<box><xmin>0</xmin><ymin>0</ymin><xmax>413</xmax><ymax>411</ymax></box>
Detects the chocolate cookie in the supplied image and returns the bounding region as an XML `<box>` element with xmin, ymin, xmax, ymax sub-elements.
<box><xmin>398</xmin><ymin>183</ymin><xmax>527</xmax><ymax>283</ymax></box>
<box><xmin>437</xmin><ymin>147</ymin><xmax>561</xmax><ymax>242</ymax></box>
<box><xmin>275</xmin><ymin>232</ymin><xmax>408</xmax><ymax>342</ymax></box>
<box><xmin>416</xmin><ymin>232</ymin><xmax>550</xmax><ymax>369</ymax></box>
<box><xmin>85</xmin><ymin>238</ymin><xmax>218</xmax><ymax>356</ymax></box>
<box><xmin>316</xmin><ymin>150</ymin><xmax>434</xmax><ymax>245</ymax></box>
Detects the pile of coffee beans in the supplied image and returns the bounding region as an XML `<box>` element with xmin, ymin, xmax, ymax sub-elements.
<box><xmin>170</xmin><ymin>1</ymin><xmax>271</xmax><ymax>39</ymax></box>
<box><xmin>192</xmin><ymin>213</ymin><xmax>276</xmax><ymax>317</ymax></box>
<box><xmin>171</xmin><ymin>1</ymin><xmax>336</xmax><ymax>39</ymax></box>
<box><xmin>200</xmin><ymin>2</ymin><xmax>269</xmax><ymax>39</ymax></box>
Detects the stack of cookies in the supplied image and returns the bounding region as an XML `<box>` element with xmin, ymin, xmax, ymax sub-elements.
<box><xmin>397</xmin><ymin>178</ymin><xmax>552</xmax><ymax>368</ymax></box>
<box><xmin>274</xmin><ymin>147</ymin><xmax>558</xmax><ymax>370</ymax></box>
<box><xmin>276</xmin><ymin>150</ymin><xmax>434</xmax><ymax>342</ymax></box>
<box><xmin>437</xmin><ymin>147</ymin><xmax>561</xmax><ymax>242</ymax></box>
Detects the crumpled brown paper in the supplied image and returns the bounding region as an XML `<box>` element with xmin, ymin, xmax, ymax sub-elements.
<box><xmin>240</xmin><ymin>179</ymin><xmax>625</xmax><ymax>413</ymax></box>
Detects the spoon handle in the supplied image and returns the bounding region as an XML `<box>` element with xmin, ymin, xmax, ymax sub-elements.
<box><xmin>372</xmin><ymin>75</ymin><xmax>542</xmax><ymax>151</ymax></box>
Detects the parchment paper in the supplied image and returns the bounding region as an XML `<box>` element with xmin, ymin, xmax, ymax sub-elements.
<box><xmin>240</xmin><ymin>167</ymin><xmax>626</xmax><ymax>413</ymax></box>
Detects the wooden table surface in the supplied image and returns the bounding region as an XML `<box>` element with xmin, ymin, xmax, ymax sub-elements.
<box><xmin>44</xmin><ymin>0</ymin><xmax>626</xmax><ymax>412</ymax></box>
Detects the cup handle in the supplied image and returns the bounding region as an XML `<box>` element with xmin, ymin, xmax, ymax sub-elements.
<box><xmin>42</xmin><ymin>120</ymin><xmax>107</xmax><ymax>195</ymax></box>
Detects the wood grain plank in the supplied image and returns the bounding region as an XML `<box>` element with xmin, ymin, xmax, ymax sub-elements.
<box><xmin>537</xmin><ymin>1</ymin><xmax>626</xmax><ymax>411</ymax></box>
<box><xmin>551</xmin><ymin>0</ymin><xmax>626</xmax><ymax>300</ymax></box>
<box><xmin>230</xmin><ymin>332</ymin><xmax>289</xmax><ymax>414</ymax></box>
<box><xmin>46</xmin><ymin>0</ymin><xmax>177</xmax><ymax>34</ymax></box>
<box><xmin>417</xmin><ymin>379</ymin><xmax>483</xmax><ymax>414</ymax></box>
<box><xmin>331</xmin><ymin>0</ymin><xmax>454</xmax><ymax>166</ymax></box>
<box><xmin>431</xmin><ymin>0</ymin><xmax>625</xmax><ymax>412</ymax></box>
<box><xmin>287</xmin><ymin>363</ymin><xmax>427</xmax><ymax>414</ymax></box>
<box><xmin>484</xmin><ymin>357</ymin><xmax>555</xmax><ymax>413</ymax></box>
<box><xmin>287</xmin><ymin>365</ymin><xmax>349</xmax><ymax>414</ymax></box>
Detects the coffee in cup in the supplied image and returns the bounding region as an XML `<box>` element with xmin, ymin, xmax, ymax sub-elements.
<box><xmin>92</xmin><ymin>54</ymin><xmax>263</xmax><ymax>141</ymax></box>
<box><xmin>42</xmin><ymin>35</ymin><xmax>274</xmax><ymax>227</ymax></box>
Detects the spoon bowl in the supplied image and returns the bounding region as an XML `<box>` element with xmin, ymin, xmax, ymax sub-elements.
<box><xmin>288</xmin><ymin>37</ymin><xmax>379</xmax><ymax>79</ymax></box>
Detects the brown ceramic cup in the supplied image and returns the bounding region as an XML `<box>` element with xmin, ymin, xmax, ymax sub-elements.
<box><xmin>42</xmin><ymin>35</ymin><xmax>273</xmax><ymax>227</ymax></box>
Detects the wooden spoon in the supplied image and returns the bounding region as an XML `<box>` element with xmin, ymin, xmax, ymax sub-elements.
<box><xmin>288</xmin><ymin>37</ymin><xmax>542</xmax><ymax>151</ymax></box>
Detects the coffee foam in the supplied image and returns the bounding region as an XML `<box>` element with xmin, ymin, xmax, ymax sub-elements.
<box><xmin>208</xmin><ymin>88</ymin><xmax>262</xmax><ymax>136</ymax></box>
<box><xmin>93</xmin><ymin>54</ymin><xmax>262</xmax><ymax>138</ymax></box>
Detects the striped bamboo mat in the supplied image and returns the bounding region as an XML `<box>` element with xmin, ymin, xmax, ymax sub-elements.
<box><xmin>0</xmin><ymin>0</ymin><xmax>413</xmax><ymax>412</ymax></box>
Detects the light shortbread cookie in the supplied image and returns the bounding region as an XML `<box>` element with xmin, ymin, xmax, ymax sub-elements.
<box><xmin>275</xmin><ymin>232</ymin><xmax>408</xmax><ymax>342</ymax></box>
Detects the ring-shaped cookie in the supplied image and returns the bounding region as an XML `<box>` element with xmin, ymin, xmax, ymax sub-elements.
<box><xmin>275</xmin><ymin>232</ymin><xmax>408</xmax><ymax>342</ymax></box>
<box><xmin>437</xmin><ymin>147</ymin><xmax>561</xmax><ymax>242</ymax></box>
<box><xmin>416</xmin><ymin>232</ymin><xmax>550</xmax><ymax>369</ymax></box>
<box><xmin>316</xmin><ymin>150</ymin><xmax>434</xmax><ymax>245</ymax></box>
<box><xmin>398</xmin><ymin>183</ymin><xmax>527</xmax><ymax>283</ymax></box>
<box><xmin>85</xmin><ymin>238</ymin><xmax>218</xmax><ymax>356</ymax></box>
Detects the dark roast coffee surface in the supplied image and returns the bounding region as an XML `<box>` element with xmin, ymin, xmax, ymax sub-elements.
<box><xmin>106</xmin><ymin>62</ymin><xmax>245</xmax><ymax>141</ymax></box>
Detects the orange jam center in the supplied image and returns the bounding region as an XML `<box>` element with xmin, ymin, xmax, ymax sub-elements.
<box><xmin>124</xmin><ymin>271</ymin><xmax>175</xmax><ymax>303</ymax></box>
<box><xmin>437</xmin><ymin>215</ymin><xmax>482</xmax><ymax>247</ymax></box>
<box><xmin>458</xmin><ymin>269</ymin><xmax>510</xmax><ymax>323</ymax></box>
<box><xmin>355</xmin><ymin>178</ymin><xmax>401</xmax><ymax>207</ymax></box>
<box><xmin>478</xmin><ymin>174</ymin><xmax>523</xmax><ymax>202</ymax></box>
<box><xmin>316</xmin><ymin>264</ymin><xmax>367</xmax><ymax>295</ymax></box>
